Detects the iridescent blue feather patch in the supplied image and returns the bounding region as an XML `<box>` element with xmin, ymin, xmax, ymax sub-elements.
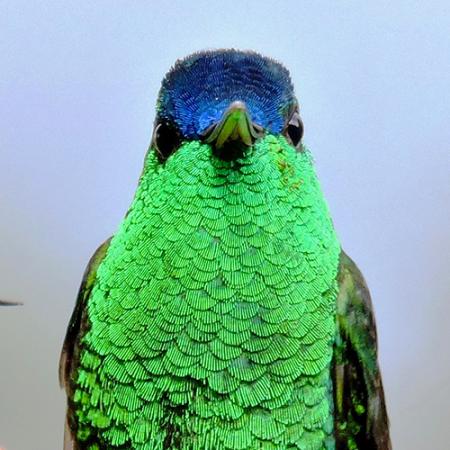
<box><xmin>157</xmin><ymin>49</ymin><xmax>296</xmax><ymax>138</ymax></box>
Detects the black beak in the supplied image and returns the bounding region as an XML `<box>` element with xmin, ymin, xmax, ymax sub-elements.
<box><xmin>202</xmin><ymin>101</ymin><xmax>263</xmax><ymax>150</ymax></box>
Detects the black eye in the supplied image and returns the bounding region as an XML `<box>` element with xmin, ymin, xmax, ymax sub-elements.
<box><xmin>152</xmin><ymin>121</ymin><xmax>181</xmax><ymax>162</ymax></box>
<box><xmin>284</xmin><ymin>112</ymin><xmax>304</xmax><ymax>149</ymax></box>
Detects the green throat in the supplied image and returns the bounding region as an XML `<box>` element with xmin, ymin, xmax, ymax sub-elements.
<box><xmin>73</xmin><ymin>135</ymin><xmax>341</xmax><ymax>449</ymax></box>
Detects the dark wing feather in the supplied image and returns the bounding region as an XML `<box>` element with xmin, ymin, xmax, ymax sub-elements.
<box><xmin>59</xmin><ymin>238</ymin><xmax>112</xmax><ymax>450</ymax></box>
<box><xmin>59</xmin><ymin>237</ymin><xmax>112</xmax><ymax>390</ymax></box>
<box><xmin>333</xmin><ymin>251</ymin><xmax>391</xmax><ymax>450</ymax></box>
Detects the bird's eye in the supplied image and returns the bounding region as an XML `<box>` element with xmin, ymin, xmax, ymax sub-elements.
<box><xmin>152</xmin><ymin>121</ymin><xmax>181</xmax><ymax>162</ymax></box>
<box><xmin>284</xmin><ymin>112</ymin><xmax>304</xmax><ymax>149</ymax></box>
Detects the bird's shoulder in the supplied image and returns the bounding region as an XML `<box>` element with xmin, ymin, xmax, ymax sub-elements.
<box><xmin>333</xmin><ymin>250</ymin><xmax>391</xmax><ymax>449</ymax></box>
<box><xmin>59</xmin><ymin>237</ymin><xmax>112</xmax><ymax>391</ymax></box>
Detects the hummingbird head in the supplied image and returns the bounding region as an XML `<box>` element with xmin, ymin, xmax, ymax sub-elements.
<box><xmin>152</xmin><ymin>49</ymin><xmax>304</xmax><ymax>162</ymax></box>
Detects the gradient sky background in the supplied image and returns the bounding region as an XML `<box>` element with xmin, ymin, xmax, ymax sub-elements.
<box><xmin>1</xmin><ymin>1</ymin><xmax>449</xmax><ymax>449</ymax></box>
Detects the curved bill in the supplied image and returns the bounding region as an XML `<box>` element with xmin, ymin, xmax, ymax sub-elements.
<box><xmin>203</xmin><ymin>101</ymin><xmax>263</xmax><ymax>149</ymax></box>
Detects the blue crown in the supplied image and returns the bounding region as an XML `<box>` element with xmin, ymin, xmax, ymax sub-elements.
<box><xmin>157</xmin><ymin>50</ymin><xmax>296</xmax><ymax>138</ymax></box>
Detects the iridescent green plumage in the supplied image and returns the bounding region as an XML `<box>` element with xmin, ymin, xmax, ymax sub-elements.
<box><xmin>70</xmin><ymin>136</ymin><xmax>339</xmax><ymax>449</ymax></box>
<box><xmin>61</xmin><ymin>50</ymin><xmax>390</xmax><ymax>450</ymax></box>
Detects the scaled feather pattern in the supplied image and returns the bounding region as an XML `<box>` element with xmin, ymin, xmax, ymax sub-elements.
<box><xmin>157</xmin><ymin>50</ymin><xmax>296</xmax><ymax>137</ymax></box>
<box><xmin>73</xmin><ymin>138</ymin><xmax>340</xmax><ymax>449</ymax></box>
<box><xmin>62</xmin><ymin>49</ymin><xmax>390</xmax><ymax>450</ymax></box>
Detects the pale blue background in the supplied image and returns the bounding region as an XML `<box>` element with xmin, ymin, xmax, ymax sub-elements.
<box><xmin>1</xmin><ymin>1</ymin><xmax>449</xmax><ymax>449</ymax></box>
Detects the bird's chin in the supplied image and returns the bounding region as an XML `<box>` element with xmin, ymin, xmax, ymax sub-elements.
<box><xmin>212</xmin><ymin>140</ymin><xmax>250</xmax><ymax>162</ymax></box>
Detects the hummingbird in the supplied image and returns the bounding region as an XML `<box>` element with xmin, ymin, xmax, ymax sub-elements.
<box><xmin>60</xmin><ymin>49</ymin><xmax>390</xmax><ymax>449</ymax></box>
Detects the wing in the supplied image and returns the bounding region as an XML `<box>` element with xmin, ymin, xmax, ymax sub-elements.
<box><xmin>59</xmin><ymin>238</ymin><xmax>112</xmax><ymax>449</ymax></box>
<box><xmin>59</xmin><ymin>237</ymin><xmax>112</xmax><ymax>389</ymax></box>
<box><xmin>333</xmin><ymin>251</ymin><xmax>391</xmax><ymax>450</ymax></box>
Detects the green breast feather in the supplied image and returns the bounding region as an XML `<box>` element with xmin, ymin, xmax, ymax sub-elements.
<box><xmin>72</xmin><ymin>135</ymin><xmax>341</xmax><ymax>449</ymax></box>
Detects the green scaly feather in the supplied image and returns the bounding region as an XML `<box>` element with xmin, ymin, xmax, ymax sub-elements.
<box><xmin>71</xmin><ymin>135</ymin><xmax>341</xmax><ymax>449</ymax></box>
